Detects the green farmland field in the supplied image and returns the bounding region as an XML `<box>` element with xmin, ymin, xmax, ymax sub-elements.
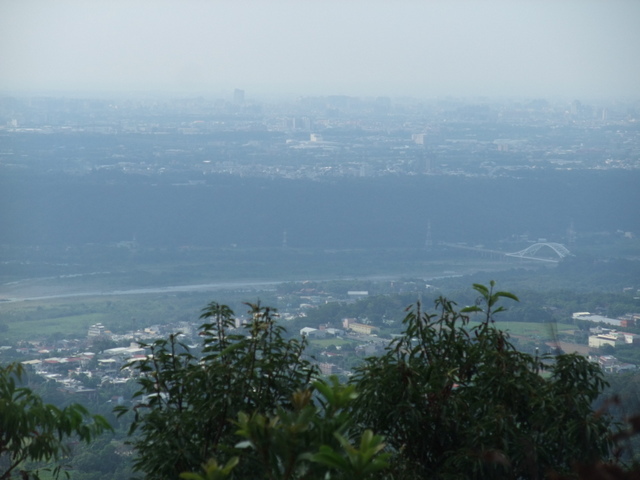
<box><xmin>1</xmin><ymin>312</ymin><xmax>110</xmax><ymax>343</ymax></box>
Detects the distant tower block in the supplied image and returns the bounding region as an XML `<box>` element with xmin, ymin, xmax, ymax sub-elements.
<box><xmin>233</xmin><ymin>88</ymin><xmax>245</xmax><ymax>104</ymax></box>
<box><xmin>425</xmin><ymin>221</ymin><xmax>433</xmax><ymax>249</ymax></box>
<box><xmin>282</xmin><ymin>230</ymin><xmax>288</xmax><ymax>249</ymax></box>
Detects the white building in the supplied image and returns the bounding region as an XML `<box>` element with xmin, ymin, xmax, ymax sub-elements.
<box><xmin>589</xmin><ymin>332</ymin><xmax>627</xmax><ymax>349</ymax></box>
<box><xmin>87</xmin><ymin>323</ymin><xmax>106</xmax><ymax>338</ymax></box>
<box><xmin>573</xmin><ymin>312</ymin><xmax>621</xmax><ymax>327</ymax></box>
<box><xmin>300</xmin><ymin>327</ymin><xmax>327</xmax><ymax>339</ymax></box>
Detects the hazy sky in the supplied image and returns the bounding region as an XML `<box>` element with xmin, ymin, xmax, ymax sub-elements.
<box><xmin>1</xmin><ymin>0</ymin><xmax>639</xmax><ymax>99</ymax></box>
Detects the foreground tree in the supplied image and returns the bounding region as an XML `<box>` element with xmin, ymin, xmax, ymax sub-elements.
<box><xmin>229</xmin><ymin>377</ymin><xmax>390</xmax><ymax>480</ymax></box>
<box><xmin>0</xmin><ymin>363</ymin><xmax>111</xmax><ymax>480</ymax></box>
<box><xmin>119</xmin><ymin>302</ymin><xmax>319</xmax><ymax>479</ymax></box>
<box><xmin>350</xmin><ymin>282</ymin><xmax>612</xmax><ymax>479</ymax></box>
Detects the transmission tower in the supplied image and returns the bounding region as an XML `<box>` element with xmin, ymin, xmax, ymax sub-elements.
<box><xmin>567</xmin><ymin>221</ymin><xmax>576</xmax><ymax>245</ymax></box>
<box><xmin>425</xmin><ymin>220</ymin><xmax>433</xmax><ymax>250</ymax></box>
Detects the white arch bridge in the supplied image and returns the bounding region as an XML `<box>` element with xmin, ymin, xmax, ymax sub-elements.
<box><xmin>440</xmin><ymin>242</ymin><xmax>572</xmax><ymax>263</ymax></box>
<box><xmin>505</xmin><ymin>242</ymin><xmax>572</xmax><ymax>263</ymax></box>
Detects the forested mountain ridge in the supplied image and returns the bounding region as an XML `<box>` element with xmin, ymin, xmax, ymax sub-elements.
<box><xmin>1</xmin><ymin>170</ymin><xmax>638</xmax><ymax>249</ymax></box>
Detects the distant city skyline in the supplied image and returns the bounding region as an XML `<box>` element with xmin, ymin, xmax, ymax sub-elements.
<box><xmin>1</xmin><ymin>0</ymin><xmax>639</xmax><ymax>100</ymax></box>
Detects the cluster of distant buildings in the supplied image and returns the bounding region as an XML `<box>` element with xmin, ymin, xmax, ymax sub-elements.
<box><xmin>591</xmin><ymin>354</ymin><xmax>637</xmax><ymax>374</ymax></box>
<box><xmin>9</xmin><ymin>305</ymin><xmax>640</xmax><ymax>400</ymax></box>
<box><xmin>570</xmin><ymin>312</ymin><xmax>640</xmax><ymax>373</ymax></box>
<box><xmin>2</xmin><ymin>95</ymin><xmax>639</xmax><ymax>180</ymax></box>
<box><xmin>299</xmin><ymin>317</ymin><xmax>378</xmax><ymax>338</ymax></box>
<box><xmin>573</xmin><ymin>312</ymin><xmax>640</xmax><ymax>349</ymax></box>
<box><xmin>13</xmin><ymin>321</ymin><xmax>194</xmax><ymax>395</ymax></box>
<box><xmin>16</xmin><ymin>302</ymin><xmax>393</xmax><ymax>396</ymax></box>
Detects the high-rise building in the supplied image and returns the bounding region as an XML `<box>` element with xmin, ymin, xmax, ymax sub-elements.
<box><xmin>233</xmin><ymin>88</ymin><xmax>245</xmax><ymax>104</ymax></box>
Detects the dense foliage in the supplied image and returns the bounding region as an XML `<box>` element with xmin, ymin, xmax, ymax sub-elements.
<box><xmin>116</xmin><ymin>284</ymin><xmax>615</xmax><ymax>479</ymax></box>
<box><xmin>351</xmin><ymin>282</ymin><xmax>612</xmax><ymax>479</ymax></box>
<box><xmin>120</xmin><ymin>302</ymin><xmax>392</xmax><ymax>479</ymax></box>
<box><xmin>230</xmin><ymin>377</ymin><xmax>390</xmax><ymax>480</ymax></box>
<box><xmin>118</xmin><ymin>302</ymin><xmax>319</xmax><ymax>479</ymax></box>
<box><xmin>0</xmin><ymin>364</ymin><xmax>111</xmax><ymax>480</ymax></box>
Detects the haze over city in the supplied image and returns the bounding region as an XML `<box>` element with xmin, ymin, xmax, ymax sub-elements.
<box><xmin>3</xmin><ymin>2</ymin><xmax>640</xmax><ymax>478</ymax></box>
<box><xmin>2</xmin><ymin>0</ymin><xmax>640</xmax><ymax>99</ymax></box>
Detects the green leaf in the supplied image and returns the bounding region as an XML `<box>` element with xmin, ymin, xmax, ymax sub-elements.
<box><xmin>472</xmin><ymin>283</ymin><xmax>490</xmax><ymax>298</ymax></box>
<box><xmin>495</xmin><ymin>291</ymin><xmax>520</xmax><ymax>302</ymax></box>
<box><xmin>461</xmin><ymin>306</ymin><xmax>483</xmax><ymax>313</ymax></box>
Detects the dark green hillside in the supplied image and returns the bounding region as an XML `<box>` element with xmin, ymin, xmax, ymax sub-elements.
<box><xmin>1</xmin><ymin>170</ymin><xmax>638</xmax><ymax>249</ymax></box>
